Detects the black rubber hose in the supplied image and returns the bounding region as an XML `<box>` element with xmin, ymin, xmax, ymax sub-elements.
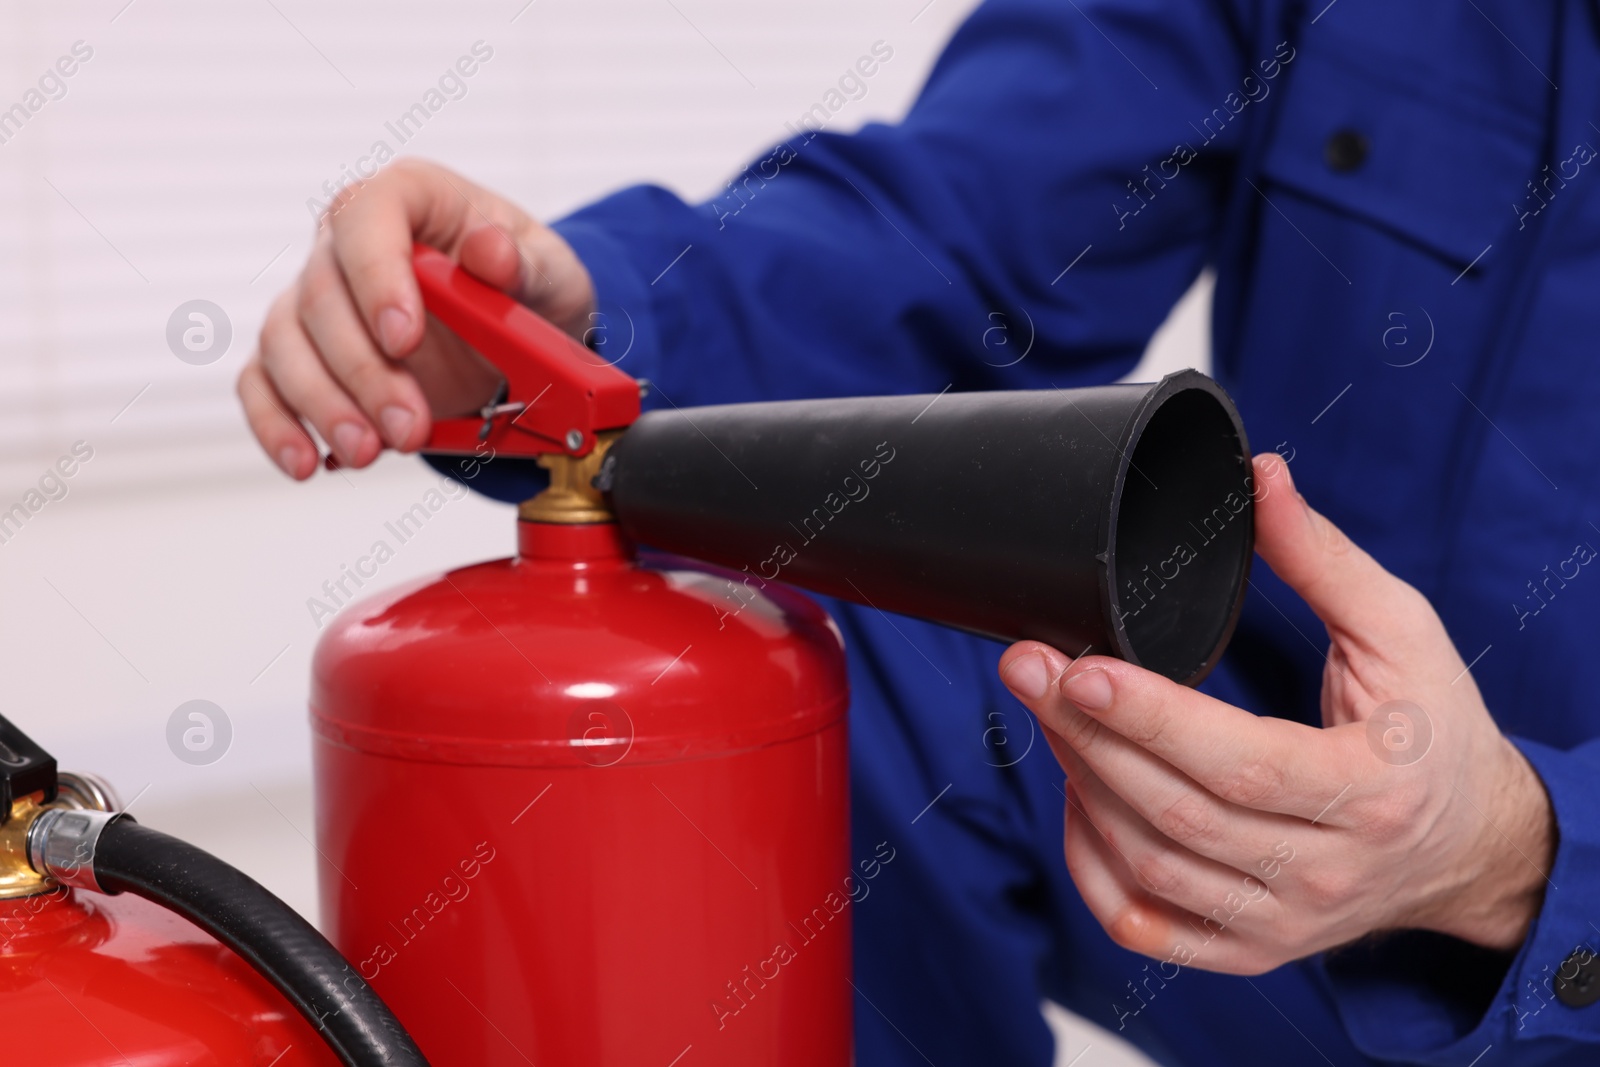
<box><xmin>92</xmin><ymin>817</ymin><xmax>430</xmax><ymax>1067</ymax></box>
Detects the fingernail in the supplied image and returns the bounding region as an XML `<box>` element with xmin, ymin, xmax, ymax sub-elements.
<box><xmin>1002</xmin><ymin>652</ymin><xmax>1051</xmax><ymax>701</ymax></box>
<box><xmin>1063</xmin><ymin>669</ymin><xmax>1113</xmax><ymax>711</ymax></box>
<box><xmin>332</xmin><ymin>422</ymin><xmax>367</xmax><ymax>465</ymax></box>
<box><xmin>376</xmin><ymin>307</ymin><xmax>412</xmax><ymax>356</ymax></box>
<box><xmin>379</xmin><ymin>405</ymin><xmax>416</xmax><ymax>448</ymax></box>
<box><xmin>276</xmin><ymin>446</ymin><xmax>305</xmax><ymax>478</ymax></box>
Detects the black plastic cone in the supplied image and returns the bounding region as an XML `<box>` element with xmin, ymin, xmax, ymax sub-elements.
<box><xmin>602</xmin><ymin>370</ymin><xmax>1253</xmax><ymax>685</ymax></box>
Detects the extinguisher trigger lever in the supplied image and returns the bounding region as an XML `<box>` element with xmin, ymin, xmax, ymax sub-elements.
<box><xmin>410</xmin><ymin>244</ymin><xmax>641</xmax><ymax>461</ymax></box>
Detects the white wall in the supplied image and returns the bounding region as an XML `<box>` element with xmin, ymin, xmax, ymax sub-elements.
<box><xmin>1</xmin><ymin>3</ymin><xmax>1203</xmax><ymax>1062</ymax></box>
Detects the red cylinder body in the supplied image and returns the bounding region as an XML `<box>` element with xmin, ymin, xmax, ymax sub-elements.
<box><xmin>0</xmin><ymin>888</ymin><xmax>340</xmax><ymax>1066</ymax></box>
<box><xmin>311</xmin><ymin>521</ymin><xmax>852</xmax><ymax>1066</ymax></box>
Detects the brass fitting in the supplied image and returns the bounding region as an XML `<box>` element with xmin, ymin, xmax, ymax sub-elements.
<box><xmin>519</xmin><ymin>431</ymin><xmax>624</xmax><ymax>525</ymax></box>
<box><xmin>0</xmin><ymin>794</ymin><xmax>52</xmax><ymax>899</ymax></box>
<box><xmin>0</xmin><ymin>775</ymin><xmax>120</xmax><ymax>899</ymax></box>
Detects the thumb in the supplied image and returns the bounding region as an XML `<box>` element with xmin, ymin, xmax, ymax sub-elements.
<box><xmin>457</xmin><ymin>223</ymin><xmax>595</xmax><ymax>342</ymax></box>
<box><xmin>1251</xmin><ymin>453</ymin><xmax>1410</xmax><ymax>638</ymax></box>
<box><xmin>456</xmin><ymin>224</ymin><xmax>523</xmax><ymax>294</ymax></box>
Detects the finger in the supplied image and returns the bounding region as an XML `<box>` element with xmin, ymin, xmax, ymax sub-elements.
<box><xmin>1055</xmin><ymin>696</ymin><xmax>1311</xmax><ymax>871</ymax></box>
<box><xmin>1251</xmin><ymin>453</ymin><xmax>1430</xmax><ymax>645</ymax></box>
<box><xmin>1064</xmin><ymin>752</ymin><xmax>1285</xmax><ymax>926</ymax></box>
<box><xmin>329</xmin><ymin>164</ymin><xmax>577</xmax><ymax>358</ymax></box>
<box><xmin>259</xmin><ymin>290</ymin><xmax>382</xmax><ymax>468</ymax></box>
<box><xmin>1063</xmin><ymin>779</ymin><xmax>1187</xmax><ymax>959</ymax></box>
<box><xmin>326</xmin><ymin>161</ymin><xmax>483</xmax><ymax>358</ymax></box>
<box><xmin>1002</xmin><ymin>643</ymin><xmax>1369</xmax><ymax>821</ymax></box>
<box><xmin>1065</xmin><ymin>784</ymin><xmax>1290</xmax><ymax>977</ymax></box>
<box><xmin>297</xmin><ymin>239</ymin><xmax>431</xmax><ymax>451</ymax></box>
<box><xmin>237</xmin><ymin>359</ymin><xmax>317</xmax><ymax>479</ymax></box>
<box><xmin>456</xmin><ymin>222</ymin><xmax>526</xmax><ymax>294</ymax></box>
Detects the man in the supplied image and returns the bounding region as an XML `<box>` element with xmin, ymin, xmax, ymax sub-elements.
<box><xmin>238</xmin><ymin>1</ymin><xmax>1600</xmax><ymax>1063</ymax></box>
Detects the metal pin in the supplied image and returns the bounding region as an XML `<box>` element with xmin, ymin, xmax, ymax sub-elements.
<box><xmin>478</xmin><ymin>401</ymin><xmax>526</xmax><ymax>441</ymax></box>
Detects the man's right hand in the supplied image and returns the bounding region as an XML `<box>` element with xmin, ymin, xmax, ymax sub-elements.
<box><xmin>238</xmin><ymin>159</ymin><xmax>597</xmax><ymax>478</ymax></box>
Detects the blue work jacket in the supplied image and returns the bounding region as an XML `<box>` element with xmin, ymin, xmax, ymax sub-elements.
<box><xmin>442</xmin><ymin>1</ymin><xmax>1600</xmax><ymax>1062</ymax></box>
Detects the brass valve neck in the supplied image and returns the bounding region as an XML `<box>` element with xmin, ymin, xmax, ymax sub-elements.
<box><xmin>0</xmin><ymin>794</ymin><xmax>51</xmax><ymax>899</ymax></box>
<box><xmin>518</xmin><ymin>431</ymin><xmax>623</xmax><ymax>525</ymax></box>
<box><xmin>0</xmin><ymin>775</ymin><xmax>122</xmax><ymax>899</ymax></box>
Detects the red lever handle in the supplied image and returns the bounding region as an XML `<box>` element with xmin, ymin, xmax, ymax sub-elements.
<box><xmin>413</xmin><ymin>244</ymin><xmax>639</xmax><ymax>458</ymax></box>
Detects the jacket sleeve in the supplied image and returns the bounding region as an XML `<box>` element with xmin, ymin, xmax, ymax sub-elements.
<box><xmin>547</xmin><ymin>0</ymin><xmax>1268</xmax><ymax>413</ymax></box>
<box><xmin>1321</xmin><ymin>734</ymin><xmax>1600</xmax><ymax>1064</ymax></box>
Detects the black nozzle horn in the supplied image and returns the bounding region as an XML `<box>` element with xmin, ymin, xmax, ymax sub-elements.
<box><xmin>605</xmin><ymin>370</ymin><xmax>1253</xmax><ymax>685</ymax></box>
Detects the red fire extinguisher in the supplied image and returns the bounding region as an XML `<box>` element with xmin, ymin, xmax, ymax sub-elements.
<box><xmin>311</xmin><ymin>247</ymin><xmax>1254</xmax><ymax>1067</ymax></box>
<box><xmin>311</xmin><ymin>248</ymin><xmax>854</xmax><ymax>1066</ymax></box>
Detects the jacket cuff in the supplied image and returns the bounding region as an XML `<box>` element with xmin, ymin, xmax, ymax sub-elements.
<box><xmin>1318</xmin><ymin>735</ymin><xmax>1600</xmax><ymax>1062</ymax></box>
<box><xmin>1503</xmin><ymin>737</ymin><xmax>1600</xmax><ymax>1041</ymax></box>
